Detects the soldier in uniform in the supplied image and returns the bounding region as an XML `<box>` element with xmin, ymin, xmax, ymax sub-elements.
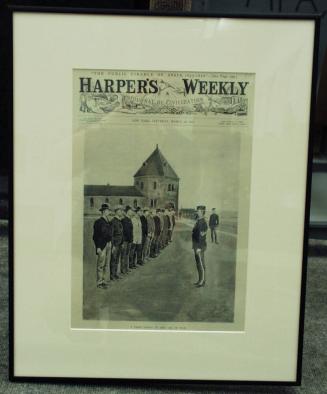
<box><xmin>151</xmin><ymin>208</ymin><xmax>162</xmax><ymax>257</ymax></box>
<box><xmin>163</xmin><ymin>208</ymin><xmax>171</xmax><ymax>247</ymax></box>
<box><xmin>209</xmin><ymin>208</ymin><xmax>219</xmax><ymax>244</ymax></box>
<box><xmin>192</xmin><ymin>205</ymin><xmax>208</xmax><ymax>288</ymax></box>
<box><xmin>110</xmin><ymin>205</ymin><xmax>124</xmax><ymax>280</ymax></box>
<box><xmin>160</xmin><ymin>208</ymin><xmax>166</xmax><ymax>248</ymax></box>
<box><xmin>144</xmin><ymin>207</ymin><xmax>155</xmax><ymax>260</ymax></box>
<box><xmin>92</xmin><ymin>203</ymin><xmax>114</xmax><ymax>289</ymax></box>
<box><xmin>171</xmin><ymin>209</ymin><xmax>176</xmax><ymax>241</ymax></box>
<box><xmin>130</xmin><ymin>207</ymin><xmax>143</xmax><ymax>268</ymax></box>
<box><xmin>121</xmin><ymin>205</ymin><xmax>134</xmax><ymax>275</ymax></box>
<box><xmin>158</xmin><ymin>209</ymin><xmax>165</xmax><ymax>251</ymax></box>
<box><xmin>167</xmin><ymin>208</ymin><xmax>174</xmax><ymax>243</ymax></box>
<box><xmin>138</xmin><ymin>207</ymin><xmax>148</xmax><ymax>263</ymax></box>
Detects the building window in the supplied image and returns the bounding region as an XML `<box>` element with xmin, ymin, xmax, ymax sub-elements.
<box><xmin>119</xmin><ymin>198</ymin><xmax>123</xmax><ymax>205</ymax></box>
<box><xmin>134</xmin><ymin>199</ymin><xmax>137</xmax><ymax>208</ymax></box>
<box><xmin>150</xmin><ymin>199</ymin><xmax>154</xmax><ymax>208</ymax></box>
<box><xmin>141</xmin><ymin>182</ymin><xmax>144</xmax><ymax>190</ymax></box>
<box><xmin>172</xmin><ymin>184</ymin><xmax>175</xmax><ymax>191</ymax></box>
<box><xmin>153</xmin><ymin>181</ymin><xmax>157</xmax><ymax>190</ymax></box>
<box><xmin>105</xmin><ymin>198</ymin><xmax>109</xmax><ymax>203</ymax></box>
<box><xmin>168</xmin><ymin>184</ymin><xmax>171</xmax><ymax>191</ymax></box>
<box><xmin>90</xmin><ymin>197</ymin><xmax>94</xmax><ymax>207</ymax></box>
<box><xmin>154</xmin><ymin>199</ymin><xmax>157</xmax><ymax>207</ymax></box>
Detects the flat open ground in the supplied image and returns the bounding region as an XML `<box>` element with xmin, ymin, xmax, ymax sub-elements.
<box><xmin>82</xmin><ymin>218</ymin><xmax>237</xmax><ymax>323</ymax></box>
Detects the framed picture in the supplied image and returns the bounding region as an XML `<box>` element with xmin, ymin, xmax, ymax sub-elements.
<box><xmin>8</xmin><ymin>5</ymin><xmax>319</xmax><ymax>385</ymax></box>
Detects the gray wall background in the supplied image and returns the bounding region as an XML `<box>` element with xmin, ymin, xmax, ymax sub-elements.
<box><xmin>193</xmin><ymin>0</ymin><xmax>327</xmax><ymax>68</ymax></box>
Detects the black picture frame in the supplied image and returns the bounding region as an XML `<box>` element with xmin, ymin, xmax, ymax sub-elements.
<box><xmin>6</xmin><ymin>2</ymin><xmax>321</xmax><ymax>386</ymax></box>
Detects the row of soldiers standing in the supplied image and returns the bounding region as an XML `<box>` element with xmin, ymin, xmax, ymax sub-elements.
<box><xmin>92</xmin><ymin>203</ymin><xmax>176</xmax><ymax>289</ymax></box>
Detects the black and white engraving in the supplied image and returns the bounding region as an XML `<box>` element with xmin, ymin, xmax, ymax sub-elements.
<box><xmin>72</xmin><ymin>69</ymin><xmax>255</xmax><ymax>331</ymax></box>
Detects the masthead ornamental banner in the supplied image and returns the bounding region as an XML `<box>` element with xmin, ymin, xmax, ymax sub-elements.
<box><xmin>72</xmin><ymin>68</ymin><xmax>255</xmax><ymax>331</ymax></box>
<box><xmin>78</xmin><ymin>70</ymin><xmax>250</xmax><ymax>116</ymax></box>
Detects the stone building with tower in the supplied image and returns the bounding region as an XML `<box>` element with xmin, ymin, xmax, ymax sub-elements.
<box><xmin>84</xmin><ymin>145</ymin><xmax>179</xmax><ymax>215</ymax></box>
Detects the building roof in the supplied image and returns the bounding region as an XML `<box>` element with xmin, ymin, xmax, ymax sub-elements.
<box><xmin>84</xmin><ymin>185</ymin><xmax>144</xmax><ymax>197</ymax></box>
<box><xmin>134</xmin><ymin>145</ymin><xmax>179</xmax><ymax>179</ymax></box>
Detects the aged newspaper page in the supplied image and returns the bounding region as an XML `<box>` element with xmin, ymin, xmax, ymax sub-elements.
<box><xmin>72</xmin><ymin>69</ymin><xmax>254</xmax><ymax>331</ymax></box>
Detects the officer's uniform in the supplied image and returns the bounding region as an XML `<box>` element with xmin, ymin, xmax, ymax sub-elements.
<box><xmin>192</xmin><ymin>206</ymin><xmax>208</xmax><ymax>286</ymax></box>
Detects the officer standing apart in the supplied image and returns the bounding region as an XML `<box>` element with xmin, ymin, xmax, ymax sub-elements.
<box><xmin>192</xmin><ymin>205</ymin><xmax>208</xmax><ymax>288</ymax></box>
<box><xmin>92</xmin><ymin>203</ymin><xmax>114</xmax><ymax>289</ymax></box>
<box><xmin>209</xmin><ymin>208</ymin><xmax>219</xmax><ymax>244</ymax></box>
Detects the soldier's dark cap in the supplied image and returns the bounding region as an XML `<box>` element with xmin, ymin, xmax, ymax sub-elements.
<box><xmin>99</xmin><ymin>203</ymin><xmax>110</xmax><ymax>212</ymax></box>
<box><xmin>161</xmin><ymin>209</ymin><xmax>165</xmax><ymax>212</ymax></box>
<box><xmin>125</xmin><ymin>205</ymin><xmax>133</xmax><ymax>212</ymax></box>
<box><xmin>156</xmin><ymin>208</ymin><xmax>161</xmax><ymax>213</ymax></box>
<box><xmin>143</xmin><ymin>207</ymin><xmax>149</xmax><ymax>212</ymax></box>
<box><xmin>135</xmin><ymin>207</ymin><xmax>141</xmax><ymax>212</ymax></box>
<box><xmin>197</xmin><ymin>205</ymin><xmax>206</xmax><ymax>211</ymax></box>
